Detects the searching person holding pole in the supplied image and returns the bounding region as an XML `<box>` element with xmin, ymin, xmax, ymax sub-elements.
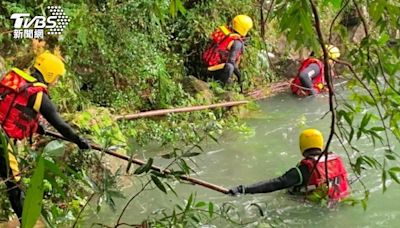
<box><xmin>202</xmin><ymin>15</ymin><xmax>253</xmax><ymax>93</ymax></box>
<box><xmin>228</xmin><ymin>129</ymin><xmax>350</xmax><ymax>202</ymax></box>
<box><xmin>0</xmin><ymin>51</ymin><xmax>90</xmax><ymax>222</ymax></box>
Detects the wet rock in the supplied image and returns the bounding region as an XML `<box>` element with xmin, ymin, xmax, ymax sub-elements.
<box><xmin>218</xmin><ymin>91</ymin><xmax>236</xmax><ymax>102</ymax></box>
<box><xmin>182</xmin><ymin>75</ymin><xmax>209</xmax><ymax>93</ymax></box>
<box><xmin>274</xmin><ymin>59</ymin><xmax>300</xmax><ymax>79</ymax></box>
<box><xmin>182</xmin><ymin>75</ymin><xmax>213</xmax><ymax>103</ymax></box>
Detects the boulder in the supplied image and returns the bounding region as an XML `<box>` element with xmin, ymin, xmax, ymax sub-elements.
<box><xmin>182</xmin><ymin>75</ymin><xmax>209</xmax><ymax>93</ymax></box>
<box><xmin>274</xmin><ymin>59</ymin><xmax>300</xmax><ymax>79</ymax></box>
<box><xmin>182</xmin><ymin>75</ymin><xmax>213</xmax><ymax>103</ymax></box>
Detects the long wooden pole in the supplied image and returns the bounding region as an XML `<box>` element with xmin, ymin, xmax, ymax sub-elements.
<box><xmin>44</xmin><ymin>130</ymin><xmax>229</xmax><ymax>194</ymax></box>
<box><xmin>114</xmin><ymin>100</ymin><xmax>249</xmax><ymax>121</ymax></box>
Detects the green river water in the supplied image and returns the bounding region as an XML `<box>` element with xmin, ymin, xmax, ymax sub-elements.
<box><xmin>88</xmin><ymin>92</ymin><xmax>400</xmax><ymax>227</ymax></box>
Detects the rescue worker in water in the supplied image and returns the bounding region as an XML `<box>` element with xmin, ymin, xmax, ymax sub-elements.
<box><xmin>228</xmin><ymin>129</ymin><xmax>350</xmax><ymax>202</ymax></box>
<box><xmin>202</xmin><ymin>15</ymin><xmax>253</xmax><ymax>92</ymax></box>
<box><xmin>0</xmin><ymin>51</ymin><xmax>90</xmax><ymax>221</ymax></box>
<box><xmin>290</xmin><ymin>45</ymin><xmax>341</xmax><ymax>96</ymax></box>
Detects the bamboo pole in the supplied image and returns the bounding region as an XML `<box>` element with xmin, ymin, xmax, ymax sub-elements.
<box><xmin>44</xmin><ymin>130</ymin><xmax>229</xmax><ymax>194</ymax></box>
<box><xmin>114</xmin><ymin>100</ymin><xmax>249</xmax><ymax>121</ymax></box>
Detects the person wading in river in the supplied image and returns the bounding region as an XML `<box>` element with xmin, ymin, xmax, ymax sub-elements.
<box><xmin>202</xmin><ymin>15</ymin><xmax>253</xmax><ymax>93</ymax></box>
<box><xmin>0</xmin><ymin>51</ymin><xmax>90</xmax><ymax>222</ymax></box>
<box><xmin>290</xmin><ymin>45</ymin><xmax>340</xmax><ymax>96</ymax></box>
<box><xmin>228</xmin><ymin>129</ymin><xmax>350</xmax><ymax>202</ymax></box>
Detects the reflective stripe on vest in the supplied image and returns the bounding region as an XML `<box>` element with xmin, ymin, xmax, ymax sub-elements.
<box><xmin>0</xmin><ymin>69</ymin><xmax>48</xmax><ymax>139</ymax></box>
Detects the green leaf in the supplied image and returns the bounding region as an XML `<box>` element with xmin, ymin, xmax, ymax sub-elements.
<box><xmin>388</xmin><ymin>170</ymin><xmax>400</xmax><ymax>184</ymax></box>
<box><xmin>134</xmin><ymin>158</ymin><xmax>153</xmax><ymax>175</ymax></box>
<box><xmin>193</xmin><ymin>144</ymin><xmax>204</xmax><ymax>153</ymax></box>
<box><xmin>361</xmin><ymin>198</ymin><xmax>368</xmax><ymax>211</ymax></box>
<box><xmin>382</xmin><ymin>170</ymin><xmax>387</xmax><ymax>192</ymax></box>
<box><xmin>178</xmin><ymin>159</ymin><xmax>190</xmax><ymax>173</ymax></box>
<box><xmin>389</xmin><ymin>167</ymin><xmax>400</xmax><ymax>172</ymax></box>
<box><xmin>151</xmin><ymin>174</ymin><xmax>167</xmax><ymax>194</ymax></box>
<box><xmin>185</xmin><ymin>194</ymin><xmax>193</xmax><ymax>212</ymax></box>
<box><xmin>331</xmin><ymin>0</ymin><xmax>343</xmax><ymax>10</ymax></box>
<box><xmin>385</xmin><ymin>154</ymin><xmax>396</xmax><ymax>160</ymax></box>
<box><xmin>190</xmin><ymin>214</ymin><xmax>200</xmax><ymax>223</ymax></box>
<box><xmin>195</xmin><ymin>201</ymin><xmax>206</xmax><ymax>208</ymax></box>
<box><xmin>182</xmin><ymin>152</ymin><xmax>201</xmax><ymax>157</ymax></box>
<box><xmin>208</xmin><ymin>202</ymin><xmax>214</xmax><ymax>218</ymax></box>
<box><xmin>43</xmin><ymin>140</ymin><xmax>65</xmax><ymax>158</ymax></box>
<box><xmin>22</xmin><ymin>157</ymin><xmax>45</xmax><ymax>228</ymax></box>
<box><xmin>363</xmin><ymin>155</ymin><xmax>381</xmax><ymax>169</ymax></box>
<box><xmin>354</xmin><ymin>156</ymin><xmax>363</xmax><ymax>174</ymax></box>
<box><xmin>43</xmin><ymin>159</ymin><xmax>67</xmax><ymax>180</ymax></box>
<box><xmin>169</xmin><ymin>0</ymin><xmax>176</xmax><ymax>18</ymax></box>
<box><xmin>161</xmin><ymin>153</ymin><xmax>174</xmax><ymax>159</ymax></box>
<box><xmin>175</xmin><ymin>0</ymin><xmax>186</xmax><ymax>15</ymax></box>
<box><xmin>150</xmin><ymin>170</ymin><xmax>167</xmax><ymax>178</ymax></box>
<box><xmin>170</xmin><ymin>170</ymin><xmax>186</xmax><ymax>176</ymax></box>
<box><xmin>370</xmin><ymin>127</ymin><xmax>385</xmax><ymax>131</ymax></box>
<box><xmin>378</xmin><ymin>33</ymin><xmax>390</xmax><ymax>45</ymax></box>
<box><xmin>207</xmin><ymin>133</ymin><xmax>219</xmax><ymax>143</ymax></box>
<box><xmin>360</xmin><ymin>113</ymin><xmax>372</xmax><ymax>129</ymax></box>
<box><xmin>165</xmin><ymin>182</ymin><xmax>177</xmax><ymax>197</ymax></box>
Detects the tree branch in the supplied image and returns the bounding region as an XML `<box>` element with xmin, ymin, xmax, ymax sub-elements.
<box><xmin>308</xmin><ymin>0</ymin><xmax>335</xmax><ymax>191</ymax></box>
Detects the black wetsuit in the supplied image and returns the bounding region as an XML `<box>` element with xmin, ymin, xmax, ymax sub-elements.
<box><xmin>242</xmin><ymin>164</ymin><xmax>311</xmax><ymax>194</ymax></box>
<box><xmin>208</xmin><ymin>40</ymin><xmax>243</xmax><ymax>85</ymax></box>
<box><xmin>27</xmin><ymin>93</ymin><xmax>83</xmax><ymax>145</ymax></box>
<box><xmin>298</xmin><ymin>63</ymin><xmax>321</xmax><ymax>95</ymax></box>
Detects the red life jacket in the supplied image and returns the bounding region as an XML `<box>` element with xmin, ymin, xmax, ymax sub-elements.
<box><xmin>202</xmin><ymin>25</ymin><xmax>243</xmax><ymax>68</ymax></box>
<box><xmin>300</xmin><ymin>153</ymin><xmax>350</xmax><ymax>201</ymax></box>
<box><xmin>290</xmin><ymin>58</ymin><xmax>325</xmax><ymax>96</ymax></box>
<box><xmin>0</xmin><ymin>68</ymin><xmax>48</xmax><ymax>140</ymax></box>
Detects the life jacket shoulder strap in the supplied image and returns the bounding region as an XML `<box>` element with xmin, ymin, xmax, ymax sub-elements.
<box><xmin>11</xmin><ymin>68</ymin><xmax>37</xmax><ymax>82</ymax></box>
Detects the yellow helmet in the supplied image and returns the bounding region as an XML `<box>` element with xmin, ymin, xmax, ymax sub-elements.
<box><xmin>232</xmin><ymin>15</ymin><xmax>253</xmax><ymax>36</ymax></box>
<box><xmin>326</xmin><ymin>45</ymin><xmax>340</xmax><ymax>60</ymax></box>
<box><xmin>299</xmin><ymin>129</ymin><xmax>324</xmax><ymax>155</ymax></box>
<box><xmin>34</xmin><ymin>51</ymin><xmax>66</xmax><ymax>84</ymax></box>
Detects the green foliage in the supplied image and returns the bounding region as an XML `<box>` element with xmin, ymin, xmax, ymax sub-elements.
<box><xmin>275</xmin><ymin>0</ymin><xmax>319</xmax><ymax>51</ymax></box>
<box><xmin>22</xmin><ymin>157</ymin><xmax>45</xmax><ymax>228</ymax></box>
<box><xmin>332</xmin><ymin>0</ymin><xmax>400</xmax><ymax>192</ymax></box>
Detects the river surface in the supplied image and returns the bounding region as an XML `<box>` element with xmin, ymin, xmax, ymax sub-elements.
<box><xmin>87</xmin><ymin>92</ymin><xmax>400</xmax><ymax>227</ymax></box>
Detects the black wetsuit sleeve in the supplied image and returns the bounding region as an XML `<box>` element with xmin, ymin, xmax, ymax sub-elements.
<box><xmin>244</xmin><ymin>164</ymin><xmax>310</xmax><ymax>194</ymax></box>
<box><xmin>227</xmin><ymin>40</ymin><xmax>243</xmax><ymax>65</ymax></box>
<box><xmin>28</xmin><ymin>93</ymin><xmax>81</xmax><ymax>144</ymax></box>
<box><xmin>227</xmin><ymin>40</ymin><xmax>243</xmax><ymax>79</ymax></box>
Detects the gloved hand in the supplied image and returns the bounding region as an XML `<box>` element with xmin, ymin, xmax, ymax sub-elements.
<box><xmin>76</xmin><ymin>136</ymin><xmax>91</xmax><ymax>150</ymax></box>
<box><xmin>228</xmin><ymin>185</ymin><xmax>245</xmax><ymax>196</ymax></box>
